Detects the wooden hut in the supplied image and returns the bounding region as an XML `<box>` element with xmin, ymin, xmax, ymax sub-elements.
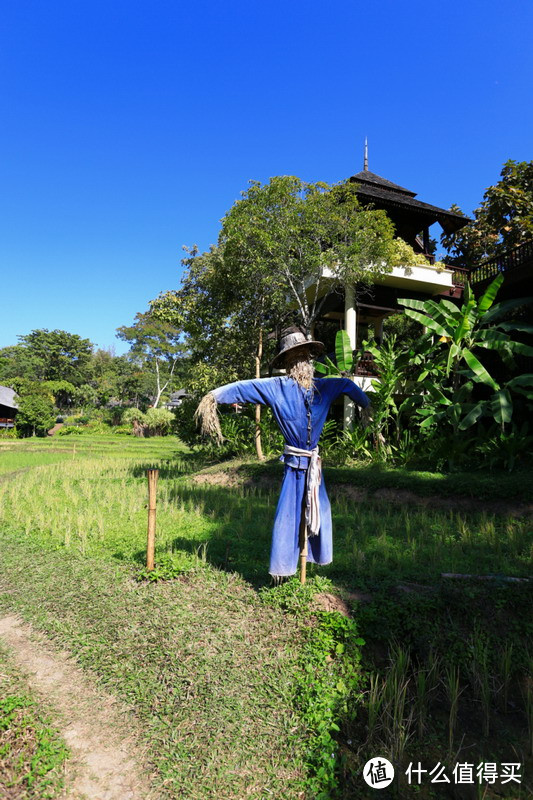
<box><xmin>0</xmin><ymin>386</ymin><xmax>18</xmax><ymax>428</ymax></box>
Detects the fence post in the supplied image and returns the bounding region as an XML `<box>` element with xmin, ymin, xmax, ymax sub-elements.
<box><xmin>146</xmin><ymin>469</ymin><xmax>159</xmax><ymax>571</ymax></box>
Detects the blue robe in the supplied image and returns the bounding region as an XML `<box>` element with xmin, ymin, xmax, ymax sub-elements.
<box><xmin>212</xmin><ymin>376</ymin><xmax>370</xmax><ymax>577</ymax></box>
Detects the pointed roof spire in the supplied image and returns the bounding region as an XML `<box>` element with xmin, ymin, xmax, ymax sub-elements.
<box><xmin>363</xmin><ymin>137</ymin><xmax>368</xmax><ymax>171</ymax></box>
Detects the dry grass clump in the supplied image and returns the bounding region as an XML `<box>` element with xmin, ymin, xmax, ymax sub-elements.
<box><xmin>195</xmin><ymin>392</ymin><xmax>223</xmax><ymax>444</ymax></box>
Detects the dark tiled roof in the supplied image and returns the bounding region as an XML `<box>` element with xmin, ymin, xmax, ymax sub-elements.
<box><xmin>348</xmin><ymin>170</ymin><xmax>469</xmax><ymax>234</ymax></box>
<box><xmin>350</xmin><ymin>169</ymin><xmax>416</xmax><ymax>197</ymax></box>
<box><xmin>0</xmin><ymin>385</ymin><xmax>18</xmax><ymax>410</ymax></box>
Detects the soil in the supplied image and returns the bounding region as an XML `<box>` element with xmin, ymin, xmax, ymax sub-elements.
<box><xmin>313</xmin><ymin>590</ymin><xmax>372</xmax><ymax>617</ymax></box>
<box><xmin>192</xmin><ymin>470</ymin><xmax>279</xmax><ymax>491</ymax></box>
<box><xmin>0</xmin><ymin>614</ymin><xmax>158</xmax><ymax>800</ymax></box>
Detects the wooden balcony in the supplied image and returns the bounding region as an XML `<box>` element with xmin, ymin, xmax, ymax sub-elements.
<box><xmin>469</xmin><ymin>241</ymin><xmax>533</xmax><ymax>288</ymax></box>
<box><xmin>0</xmin><ymin>417</ymin><xmax>15</xmax><ymax>428</ymax></box>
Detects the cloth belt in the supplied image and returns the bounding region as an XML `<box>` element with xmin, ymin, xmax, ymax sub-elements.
<box><xmin>283</xmin><ymin>445</ymin><xmax>322</xmax><ymax>537</ymax></box>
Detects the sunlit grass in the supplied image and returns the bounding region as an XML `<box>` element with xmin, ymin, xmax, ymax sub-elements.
<box><xmin>0</xmin><ymin>454</ymin><xmax>530</xmax><ymax>586</ymax></box>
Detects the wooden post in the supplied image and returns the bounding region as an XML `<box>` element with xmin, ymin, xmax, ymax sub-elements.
<box><xmin>146</xmin><ymin>469</ymin><xmax>159</xmax><ymax>571</ymax></box>
<box><xmin>298</xmin><ymin>495</ymin><xmax>308</xmax><ymax>585</ymax></box>
<box><xmin>344</xmin><ymin>284</ymin><xmax>357</xmax><ymax>431</ymax></box>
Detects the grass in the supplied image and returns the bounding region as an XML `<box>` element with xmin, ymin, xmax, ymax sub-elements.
<box><xmin>0</xmin><ymin>542</ymin><xmax>313</xmax><ymax>799</ymax></box>
<box><xmin>0</xmin><ymin>436</ymin><xmax>532</xmax><ymax>798</ymax></box>
<box><xmin>0</xmin><ymin>643</ymin><xmax>69</xmax><ymax>799</ymax></box>
<box><xmin>240</xmin><ymin>458</ymin><xmax>533</xmax><ymax>501</ymax></box>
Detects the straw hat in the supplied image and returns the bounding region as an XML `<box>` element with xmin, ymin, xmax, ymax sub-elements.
<box><xmin>269</xmin><ymin>327</ymin><xmax>324</xmax><ymax>372</ymax></box>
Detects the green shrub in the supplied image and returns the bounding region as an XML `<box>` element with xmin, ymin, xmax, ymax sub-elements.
<box><xmin>171</xmin><ymin>398</ymin><xmax>201</xmax><ymax>446</ymax></box>
<box><xmin>145</xmin><ymin>407</ymin><xmax>174</xmax><ymax>436</ymax></box>
<box><xmin>58</xmin><ymin>425</ymin><xmax>84</xmax><ymax>436</ymax></box>
<box><xmin>111</xmin><ymin>424</ymin><xmax>134</xmax><ymax>435</ymax></box>
<box><xmin>103</xmin><ymin>406</ymin><xmax>126</xmax><ymax>426</ymax></box>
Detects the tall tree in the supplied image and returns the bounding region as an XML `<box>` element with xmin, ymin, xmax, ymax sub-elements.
<box><xmin>0</xmin><ymin>330</ymin><xmax>93</xmax><ymax>388</ymax></box>
<box><xmin>151</xmin><ymin>244</ymin><xmax>286</xmax><ymax>458</ymax></box>
<box><xmin>116</xmin><ymin>312</ymin><xmax>185</xmax><ymax>408</ymax></box>
<box><xmin>442</xmin><ymin>160</ymin><xmax>533</xmax><ymax>266</ymax></box>
<box><xmin>152</xmin><ymin>176</ymin><xmax>396</xmax><ymax>457</ymax></box>
<box><xmin>220</xmin><ymin>176</ymin><xmax>396</xmax><ymax>335</ymax></box>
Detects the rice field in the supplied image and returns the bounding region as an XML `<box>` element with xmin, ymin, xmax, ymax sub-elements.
<box><xmin>0</xmin><ymin>436</ymin><xmax>532</xmax><ymax>798</ymax></box>
<box><xmin>0</xmin><ymin>452</ymin><xmax>530</xmax><ymax>587</ymax></box>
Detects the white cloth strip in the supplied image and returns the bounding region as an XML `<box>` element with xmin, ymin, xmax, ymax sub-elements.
<box><xmin>283</xmin><ymin>445</ymin><xmax>322</xmax><ymax>537</ymax></box>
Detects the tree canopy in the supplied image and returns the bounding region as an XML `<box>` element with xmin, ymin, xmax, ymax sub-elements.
<box><xmin>220</xmin><ymin>176</ymin><xmax>396</xmax><ymax>334</ymax></box>
<box><xmin>442</xmin><ymin>159</ymin><xmax>533</xmax><ymax>266</ymax></box>
<box><xmin>151</xmin><ymin>176</ymin><xmax>397</xmax><ymax>391</ymax></box>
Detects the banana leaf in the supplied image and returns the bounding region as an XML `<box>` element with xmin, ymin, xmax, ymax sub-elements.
<box><xmin>420</xmin><ymin>414</ymin><xmax>440</xmax><ymax>428</ymax></box>
<box><xmin>496</xmin><ymin>321</ymin><xmax>533</xmax><ymax>334</ymax></box>
<box><xmin>490</xmin><ymin>389</ymin><xmax>513</xmax><ymax>426</ymax></box>
<box><xmin>314</xmin><ymin>361</ymin><xmax>329</xmax><ymax>374</ymax></box>
<box><xmin>506</xmin><ymin>374</ymin><xmax>533</xmax><ymax>389</ymax></box>
<box><xmin>399</xmin><ymin>297</ymin><xmax>455</xmax><ymax>336</ymax></box>
<box><xmin>454</xmin><ymin>380</ymin><xmax>473</xmax><ymax>403</ymax></box>
<box><xmin>403</xmin><ymin>308</ymin><xmax>450</xmax><ymax>338</ymax></box>
<box><xmin>424</xmin><ymin>382</ymin><xmax>452</xmax><ymax>405</ymax></box>
<box><xmin>458</xmin><ymin>400</ymin><xmax>487</xmax><ymax>430</ymax></box>
<box><xmin>453</xmin><ymin>304</ymin><xmax>474</xmax><ymax>344</ymax></box>
<box><xmin>463</xmin><ymin>350</ymin><xmax>500</xmax><ymax>390</ymax></box>
<box><xmin>482</xmin><ymin>297</ymin><xmax>533</xmax><ymax>325</ymax></box>
<box><xmin>421</xmin><ymin>298</ymin><xmax>459</xmax><ymax>326</ymax></box>
<box><xmin>476</xmin><ymin>329</ymin><xmax>510</xmax><ymax>344</ymax></box>
<box><xmin>335</xmin><ymin>330</ymin><xmax>353</xmax><ymax>372</ymax></box>
<box><xmin>446</xmin><ymin>342</ymin><xmax>460</xmax><ymax>375</ymax></box>
<box><xmin>477</xmin><ymin>274</ymin><xmax>504</xmax><ymax>313</ymax></box>
<box><xmin>507</xmin><ymin>341</ymin><xmax>533</xmax><ymax>357</ymax></box>
<box><xmin>437</xmin><ymin>298</ymin><xmax>462</xmax><ymax>318</ymax></box>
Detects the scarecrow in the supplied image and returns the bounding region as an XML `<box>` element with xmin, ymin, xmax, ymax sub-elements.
<box><xmin>196</xmin><ymin>328</ymin><xmax>370</xmax><ymax>581</ymax></box>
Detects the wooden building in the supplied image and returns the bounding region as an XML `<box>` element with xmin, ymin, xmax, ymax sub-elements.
<box><xmin>314</xmin><ymin>157</ymin><xmax>471</xmax><ymax>356</ymax></box>
<box><xmin>0</xmin><ymin>385</ymin><xmax>18</xmax><ymax>428</ymax></box>
<box><xmin>303</xmin><ymin>152</ymin><xmax>472</xmax><ymax>424</ymax></box>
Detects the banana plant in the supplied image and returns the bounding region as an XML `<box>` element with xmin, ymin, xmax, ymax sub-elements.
<box><xmin>398</xmin><ymin>275</ymin><xmax>533</xmax><ymax>431</ymax></box>
<box><xmin>314</xmin><ymin>329</ymin><xmax>354</xmax><ymax>376</ymax></box>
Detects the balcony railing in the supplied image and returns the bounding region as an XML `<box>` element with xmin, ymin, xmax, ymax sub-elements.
<box><xmin>0</xmin><ymin>417</ymin><xmax>15</xmax><ymax>428</ymax></box>
<box><xmin>355</xmin><ymin>352</ymin><xmax>378</xmax><ymax>377</ymax></box>
<box><xmin>446</xmin><ymin>265</ymin><xmax>470</xmax><ymax>288</ymax></box>
<box><xmin>469</xmin><ymin>241</ymin><xmax>533</xmax><ymax>284</ymax></box>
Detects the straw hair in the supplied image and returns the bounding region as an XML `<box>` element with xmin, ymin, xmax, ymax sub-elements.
<box><xmin>195</xmin><ymin>392</ymin><xmax>223</xmax><ymax>444</ymax></box>
<box><xmin>286</xmin><ymin>353</ymin><xmax>314</xmax><ymax>390</ymax></box>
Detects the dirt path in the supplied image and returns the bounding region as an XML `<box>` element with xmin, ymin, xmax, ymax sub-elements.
<box><xmin>0</xmin><ymin>614</ymin><xmax>158</xmax><ymax>800</ymax></box>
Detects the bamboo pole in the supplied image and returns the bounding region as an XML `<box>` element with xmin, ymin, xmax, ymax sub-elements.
<box><xmin>299</xmin><ymin>495</ymin><xmax>308</xmax><ymax>585</ymax></box>
<box><xmin>146</xmin><ymin>469</ymin><xmax>159</xmax><ymax>571</ymax></box>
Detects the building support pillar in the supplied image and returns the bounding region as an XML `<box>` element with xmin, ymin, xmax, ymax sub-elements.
<box><xmin>373</xmin><ymin>317</ymin><xmax>384</xmax><ymax>343</ymax></box>
<box><xmin>343</xmin><ymin>285</ymin><xmax>357</xmax><ymax>431</ymax></box>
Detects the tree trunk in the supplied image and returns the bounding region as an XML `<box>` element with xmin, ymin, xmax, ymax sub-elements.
<box><xmin>254</xmin><ymin>327</ymin><xmax>265</xmax><ymax>462</ymax></box>
<box><xmin>153</xmin><ymin>358</ymin><xmax>162</xmax><ymax>408</ymax></box>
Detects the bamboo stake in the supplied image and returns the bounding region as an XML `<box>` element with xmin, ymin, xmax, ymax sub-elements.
<box><xmin>146</xmin><ymin>469</ymin><xmax>159</xmax><ymax>571</ymax></box>
<box><xmin>299</xmin><ymin>494</ymin><xmax>308</xmax><ymax>585</ymax></box>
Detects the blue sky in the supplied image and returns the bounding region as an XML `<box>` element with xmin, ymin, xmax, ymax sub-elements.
<box><xmin>1</xmin><ymin>0</ymin><xmax>532</xmax><ymax>354</ymax></box>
